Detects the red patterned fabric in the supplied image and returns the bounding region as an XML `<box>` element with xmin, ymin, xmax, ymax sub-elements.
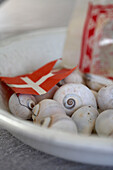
<box><xmin>0</xmin><ymin>59</ymin><xmax>77</xmax><ymax>95</ymax></box>
<box><xmin>79</xmin><ymin>3</ymin><xmax>113</xmax><ymax>79</ymax></box>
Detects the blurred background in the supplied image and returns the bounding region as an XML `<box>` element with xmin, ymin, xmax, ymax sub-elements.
<box><xmin>0</xmin><ymin>0</ymin><xmax>76</xmax><ymax>40</ymax></box>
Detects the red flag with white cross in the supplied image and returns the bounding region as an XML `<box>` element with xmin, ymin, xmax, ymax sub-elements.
<box><xmin>0</xmin><ymin>59</ymin><xmax>77</xmax><ymax>95</ymax></box>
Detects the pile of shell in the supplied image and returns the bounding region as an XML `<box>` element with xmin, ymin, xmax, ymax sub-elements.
<box><xmin>8</xmin><ymin>69</ymin><xmax>113</xmax><ymax>137</ymax></box>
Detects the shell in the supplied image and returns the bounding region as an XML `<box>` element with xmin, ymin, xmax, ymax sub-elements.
<box><xmin>9</xmin><ymin>93</ymin><xmax>37</xmax><ymax>119</ymax></box>
<box><xmin>36</xmin><ymin>117</ymin><xmax>52</xmax><ymax>127</ymax></box>
<box><xmin>72</xmin><ymin>106</ymin><xmax>99</xmax><ymax>135</ymax></box>
<box><xmin>97</xmin><ymin>85</ymin><xmax>113</xmax><ymax>111</ymax></box>
<box><xmin>32</xmin><ymin>99</ymin><xmax>66</xmax><ymax>121</ymax></box>
<box><xmin>51</xmin><ymin>116</ymin><xmax>77</xmax><ymax>134</ymax></box>
<box><xmin>34</xmin><ymin>85</ymin><xmax>59</xmax><ymax>103</ymax></box>
<box><xmin>64</xmin><ymin>69</ymin><xmax>84</xmax><ymax>84</ymax></box>
<box><xmin>95</xmin><ymin>109</ymin><xmax>113</xmax><ymax>136</ymax></box>
<box><xmin>53</xmin><ymin>83</ymin><xmax>97</xmax><ymax>116</ymax></box>
<box><xmin>34</xmin><ymin>113</ymin><xmax>77</xmax><ymax>134</ymax></box>
<box><xmin>85</xmin><ymin>73</ymin><xmax>113</xmax><ymax>91</ymax></box>
<box><xmin>32</xmin><ymin>99</ymin><xmax>77</xmax><ymax>133</ymax></box>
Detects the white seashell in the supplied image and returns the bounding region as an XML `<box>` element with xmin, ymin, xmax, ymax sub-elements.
<box><xmin>97</xmin><ymin>85</ymin><xmax>113</xmax><ymax>111</ymax></box>
<box><xmin>37</xmin><ymin>117</ymin><xmax>52</xmax><ymax>127</ymax></box>
<box><xmin>95</xmin><ymin>109</ymin><xmax>113</xmax><ymax>137</ymax></box>
<box><xmin>34</xmin><ymin>85</ymin><xmax>59</xmax><ymax>103</ymax></box>
<box><xmin>32</xmin><ymin>104</ymin><xmax>40</xmax><ymax>121</ymax></box>
<box><xmin>51</xmin><ymin>117</ymin><xmax>77</xmax><ymax>134</ymax></box>
<box><xmin>72</xmin><ymin>106</ymin><xmax>99</xmax><ymax>135</ymax></box>
<box><xmin>33</xmin><ymin>111</ymin><xmax>77</xmax><ymax>134</ymax></box>
<box><xmin>64</xmin><ymin>69</ymin><xmax>84</xmax><ymax>84</ymax></box>
<box><xmin>32</xmin><ymin>99</ymin><xmax>66</xmax><ymax>122</ymax></box>
<box><xmin>85</xmin><ymin>73</ymin><xmax>113</xmax><ymax>91</ymax></box>
<box><xmin>9</xmin><ymin>93</ymin><xmax>37</xmax><ymax>119</ymax></box>
<box><xmin>53</xmin><ymin>83</ymin><xmax>97</xmax><ymax>116</ymax></box>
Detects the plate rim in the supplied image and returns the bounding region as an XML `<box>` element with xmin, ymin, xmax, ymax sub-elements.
<box><xmin>0</xmin><ymin>108</ymin><xmax>113</xmax><ymax>166</ymax></box>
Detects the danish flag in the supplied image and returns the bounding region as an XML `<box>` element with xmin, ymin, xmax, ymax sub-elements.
<box><xmin>0</xmin><ymin>59</ymin><xmax>77</xmax><ymax>95</ymax></box>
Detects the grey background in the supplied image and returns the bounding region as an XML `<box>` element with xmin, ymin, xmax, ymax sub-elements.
<box><xmin>0</xmin><ymin>0</ymin><xmax>113</xmax><ymax>169</ymax></box>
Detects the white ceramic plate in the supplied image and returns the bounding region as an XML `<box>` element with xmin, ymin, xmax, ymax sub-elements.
<box><xmin>0</xmin><ymin>28</ymin><xmax>113</xmax><ymax>166</ymax></box>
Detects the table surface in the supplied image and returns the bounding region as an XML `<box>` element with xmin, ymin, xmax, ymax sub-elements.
<box><xmin>0</xmin><ymin>1</ymin><xmax>113</xmax><ymax>169</ymax></box>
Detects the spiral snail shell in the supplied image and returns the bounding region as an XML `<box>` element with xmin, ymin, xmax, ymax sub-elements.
<box><xmin>9</xmin><ymin>93</ymin><xmax>37</xmax><ymax>119</ymax></box>
<box><xmin>95</xmin><ymin>109</ymin><xmax>113</xmax><ymax>137</ymax></box>
<box><xmin>51</xmin><ymin>114</ymin><xmax>77</xmax><ymax>133</ymax></box>
<box><xmin>32</xmin><ymin>99</ymin><xmax>77</xmax><ymax>133</ymax></box>
<box><xmin>32</xmin><ymin>99</ymin><xmax>66</xmax><ymax>121</ymax></box>
<box><xmin>72</xmin><ymin>105</ymin><xmax>99</xmax><ymax>135</ymax></box>
<box><xmin>63</xmin><ymin>93</ymin><xmax>82</xmax><ymax>112</ymax></box>
<box><xmin>53</xmin><ymin>83</ymin><xmax>97</xmax><ymax>116</ymax></box>
<box><xmin>64</xmin><ymin>69</ymin><xmax>84</xmax><ymax>84</ymax></box>
<box><xmin>97</xmin><ymin>84</ymin><xmax>113</xmax><ymax>111</ymax></box>
<box><xmin>85</xmin><ymin>73</ymin><xmax>113</xmax><ymax>91</ymax></box>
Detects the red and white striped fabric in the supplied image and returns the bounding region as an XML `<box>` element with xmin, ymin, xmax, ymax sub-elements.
<box><xmin>0</xmin><ymin>59</ymin><xmax>77</xmax><ymax>95</ymax></box>
<box><xmin>79</xmin><ymin>3</ymin><xmax>113</xmax><ymax>79</ymax></box>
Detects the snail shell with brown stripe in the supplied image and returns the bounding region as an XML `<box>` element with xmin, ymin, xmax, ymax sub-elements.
<box><xmin>9</xmin><ymin>93</ymin><xmax>37</xmax><ymax>119</ymax></box>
